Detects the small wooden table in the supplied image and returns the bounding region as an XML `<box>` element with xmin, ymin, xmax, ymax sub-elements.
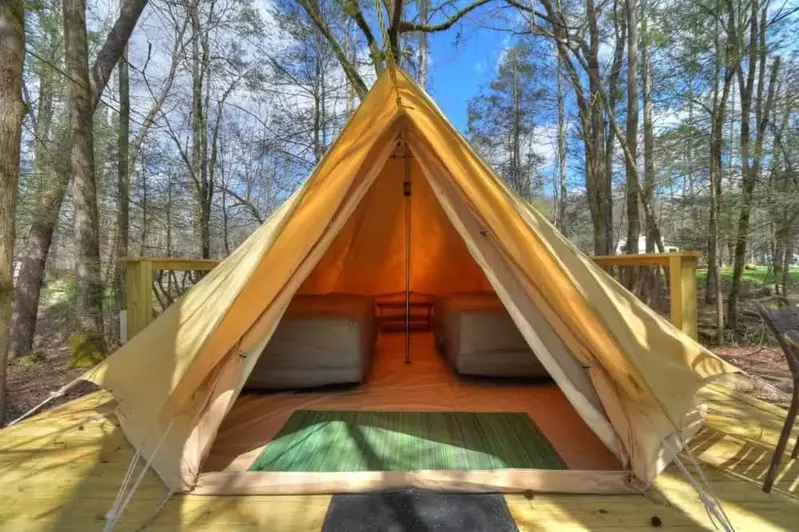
<box><xmin>376</xmin><ymin>296</ymin><xmax>435</xmax><ymax>331</ymax></box>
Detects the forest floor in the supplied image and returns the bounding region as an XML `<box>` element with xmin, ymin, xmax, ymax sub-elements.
<box><xmin>695</xmin><ymin>266</ymin><xmax>797</xmax><ymax>408</ymax></box>
<box><xmin>2</xmin><ymin>268</ymin><xmax>798</xmax><ymax>424</ymax></box>
<box><xmin>3</xmin><ymin>278</ymin><xmax>96</xmax><ymax>424</ymax></box>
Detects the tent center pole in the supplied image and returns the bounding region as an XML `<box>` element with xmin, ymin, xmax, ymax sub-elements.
<box><xmin>403</xmin><ymin>136</ymin><xmax>412</xmax><ymax>364</ymax></box>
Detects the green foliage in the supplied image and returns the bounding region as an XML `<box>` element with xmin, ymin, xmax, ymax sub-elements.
<box><xmin>68</xmin><ymin>334</ymin><xmax>106</xmax><ymax>368</ymax></box>
<box><xmin>697</xmin><ymin>267</ymin><xmax>799</xmax><ymax>292</ymax></box>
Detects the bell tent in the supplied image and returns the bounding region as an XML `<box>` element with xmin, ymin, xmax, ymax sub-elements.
<box><xmin>77</xmin><ymin>67</ymin><xmax>737</xmax><ymax>496</ymax></box>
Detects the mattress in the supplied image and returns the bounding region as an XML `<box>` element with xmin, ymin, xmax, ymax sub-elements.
<box><xmin>245</xmin><ymin>294</ymin><xmax>376</xmax><ymax>389</ymax></box>
<box><xmin>434</xmin><ymin>293</ymin><xmax>549</xmax><ymax>378</ymax></box>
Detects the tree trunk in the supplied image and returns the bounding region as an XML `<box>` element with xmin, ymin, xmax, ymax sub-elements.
<box><xmin>64</xmin><ymin>0</ymin><xmax>106</xmax><ymax>359</ymax></box>
<box><xmin>588</xmin><ymin>0</ymin><xmax>612</xmax><ymax>255</ymax></box>
<box><xmin>512</xmin><ymin>63</ymin><xmax>523</xmax><ymax>196</ymax></box>
<box><xmin>0</xmin><ymin>0</ymin><xmax>26</xmax><ymax>423</ymax></box>
<box><xmin>624</xmin><ymin>0</ymin><xmax>640</xmax><ymax>258</ymax></box>
<box><xmin>313</xmin><ymin>50</ymin><xmax>323</xmax><ymax>163</ymax></box>
<box><xmin>190</xmin><ymin>8</ymin><xmax>211</xmax><ymax>258</ymax></box>
<box><xmin>10</xmin><ymin>43</ymin><xmax>61</xmax><ymax>359</ymax></box>
<box><xmin>641</xmin><ymin>0</ymin><xmax>655</xmax><ymax>252</ymax></box>
<box><xmin>782</xmin><ymin>239</ymin><xmax>793</xmax><ymax>295</ymax></box>
<box><xmin>706</xmin><ymin>4</ymin><xmax>734</xmax><ymax>344</ymax></box>
<box><xmin>10</xmin><ymin>183</ymin><xmax>67</xmax><ymax>357</ymax></box>
<box><xmin>728</xmin><ymin>4</ymin><xmax>778</xmax><ymax>330</ymax></box>
<box><xmin>114</xmin><ymin>45</ymin><xmax>130</xmax><ymax>333</ymax></box>
<box><xmin>418</xmin><ymin>0</ymin><xmax>428</xmax><ymax>88</ymax></box>
<box><xmin>555</xmin><ymin>51</ymin><xmax>567</xmax><ymax>235</ymax></box>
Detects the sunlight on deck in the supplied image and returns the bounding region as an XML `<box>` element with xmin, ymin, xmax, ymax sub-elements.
<box><xmin>0</xmin><ymin>385</ymin><xmax>796</xmax><ymax>531</ymax></box>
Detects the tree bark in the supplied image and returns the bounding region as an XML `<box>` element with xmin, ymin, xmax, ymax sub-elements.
<box><xmin>11</xmin><ymin>178</ymin><xmax>68</xmax><ymax>357</ymax></box>
<box><xmin>10</xmin><ymin>33</ymin><xmax>61</xmax><ymax>358</ymax></box>
<box><xmin>589</xmin><ymin>0</ymin><xmax>612</xmax><ymax>255</ymax></box>
<box><xmin>641</xmin><ymin>0</ymin><xmax>655</xmax><ymax>252</ymax></box>
<box><xmin>114</xmin><ymin>46</ymin><xmax>130</xmax><ymax>327</ymax></box>
<box><xmin>604</xmin><ymin>0</ymin><xmax>625</xmax><ymax>226</ymax></box>
<box><xmin>511</xmin><ymin>61</ymin><xmax>523</xmax><ymax>195</ymax></box>
<box><xmin>418</xmin><ymin>0</ymin><xmax>429</xmax><ymax>88</ymax></box>
<box><xmin>555</xmin><ymin>51</ymin><xmax>567</xmax><ymax>235</ymax></box>
<box><xmin>728</xmin><ymin>1</ymin><xmax>779</xmax><ymax>330</ymax></box>
<box><xmin>0</xmin><ymin>0</ymin><xmax>26</xmax><ymax>423</ymax></box>
<box><xmin>707</xmin><ymin>3</ymin><xmax>735</xmax><ymax>343</ymax></box>
<box><xmin>624</xmin><ymin>0</ymin><xmax>640</xmax><ymax>258</ymax></box>
<box><xmin>64</xmin><ymin>0</ymin><xmax>106</xmax><ymax>357</ymax></box>
<box><xmin>190</xmin><ymin>6</ymin><xmax>211</xmax><ymax>258</ymax></box>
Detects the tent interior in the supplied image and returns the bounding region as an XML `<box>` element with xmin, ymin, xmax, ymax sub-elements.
<box><xmin>199</xmin><ymin>135</ymin><xmax>625</xmax><ymax>483</ymax></box>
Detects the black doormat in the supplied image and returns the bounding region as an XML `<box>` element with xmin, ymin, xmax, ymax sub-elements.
<box><xmin>321</xmin><ymin>490</ymin><xmax>519</xmax><ymax>532</ymax></box>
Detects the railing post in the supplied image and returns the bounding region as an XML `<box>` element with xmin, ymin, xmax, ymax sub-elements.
<box><xmin>126</xmin><ymin>258</ymin><xmax>152</xmax><ymax>341</ymax></box>
<box><xmin>669</xmin><ymin>254</ymin><xmax>698</xmax><ymax>339</ymax></box>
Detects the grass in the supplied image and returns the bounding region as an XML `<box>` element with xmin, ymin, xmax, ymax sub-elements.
<box><xmin>696</xmin><ymin>266</ymin><xmax>799</xmax><ymax>293</ymax></box>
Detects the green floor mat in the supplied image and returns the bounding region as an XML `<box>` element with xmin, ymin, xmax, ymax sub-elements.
<box><xmin>249</xmin><ymin>410</ymin><xmax>566</xmax><ymax>472</ymax></box>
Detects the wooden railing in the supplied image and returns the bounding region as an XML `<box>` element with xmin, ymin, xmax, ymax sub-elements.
<box><xmin>126</xmin><ymin>257</ymin><xmax>220</xmax><ymax>340</ymax></box>
<box><xmin>592</xmin><ymin>251</ymin><xmax>700</xmax><ymax>339</ymax></box>
<box><xmin>125</xmin><ymin>251</ymin><xmax>700</xmax><ymax>341</ymax></box>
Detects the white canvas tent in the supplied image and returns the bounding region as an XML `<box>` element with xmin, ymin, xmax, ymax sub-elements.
<box><xmin>77</xmin><ymin>67</ymin><xmax>738</xmax><ymax>497</ymax></box>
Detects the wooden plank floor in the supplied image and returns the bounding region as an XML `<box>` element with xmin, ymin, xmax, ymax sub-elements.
<box><xmin>0</xmin><ymin>385</ymin><xmax>796</xmax><ymax>531</ymax></box>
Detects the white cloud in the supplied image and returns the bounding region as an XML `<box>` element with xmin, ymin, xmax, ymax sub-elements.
<box><xmin>475</xmin><ymin>60</ymin><xmax>486</xmax><ymax>74</ymax></box>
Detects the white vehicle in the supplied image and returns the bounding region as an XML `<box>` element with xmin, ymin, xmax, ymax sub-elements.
<box><xmin>615</xmin><ymin>236</ymin><xmax>679</xmax><ymax>255</ymax></box>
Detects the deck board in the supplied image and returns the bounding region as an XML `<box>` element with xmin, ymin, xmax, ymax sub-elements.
<box><xmin>0</xmin><ymin>385</ymin><xmax>796</xmax><ymax>531</ymax></box>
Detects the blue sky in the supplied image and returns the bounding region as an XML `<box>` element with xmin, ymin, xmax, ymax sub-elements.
<box><xmin>423</xmin><ymin>25</ymin><xmax>511</xmax><ymax>131</ymax></box>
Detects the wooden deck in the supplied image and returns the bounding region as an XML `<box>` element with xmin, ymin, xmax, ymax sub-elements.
<box><xmin>0</xmin><ymin>385</ymin><xmax>796</xmax><ymax>531</ymax></box>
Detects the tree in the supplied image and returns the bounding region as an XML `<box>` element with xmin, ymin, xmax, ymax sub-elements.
<box><xmin>624</xmin><ymin>0</ymin><xmax>640</xmax><ymax>256</ymax></box>
<box><xmin>0</xmin><ymin>0</ymin><xmax>27</xmax><ymax>423</ymax></box>
<box><xmin>10</xmin><ymin>0</ymin><xmax>64</xmax><ymax>359</ymax></box>
<box><xmin>12</xmin><ymin>0</ymin><xmax>151</xmax><ymax>360</ymax></box>
<box><xmin>707</xmin><ymin>0</ymin><xmax>736</xmax><ymax>342</ymax></box>
<box><xmin>63</xmin><ymin>0</ymin><xmax>107</xmax><ymax>361</ymax></box>
<box><xmin>727</xmin><ymin>0</ymin><xmax>780</xmax><ymax>330</ymax></box>
<box><xmin>640</xmin><ymin>0</ymin><xmax>655</xmax><ymax>251</ymax></box>
<box><xmin>554</xmin><ymin>49</ymin><xmax>567</xmax><ymax>234</ymax></box>
<box><xmin>467</xmin><ymin>40</ymin><xmax>545</xmax><ymax>199</ymax></box>
<box><xmin>512</xmin><ymin>0</ymin><xmax>665</xmax><ymax>255</ymax></box>
<box><xmin>769</xmin><ymin>65</ymin><xmax>799</xmax><ymax>295</ymax></box>
<box><xmin>297</xmin><ymin>0</ymin><xmax>493</xmax><ymax>100</ymax></box>
<box><xmin>113</xmin><ymin>44</ymin><xmax>130</xmax><ymax>331</ymax></box>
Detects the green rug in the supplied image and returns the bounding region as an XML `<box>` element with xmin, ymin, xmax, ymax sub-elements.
<box><xmin>249</xmin><ymin>410</ymin><xmax>566</xmax><ymax>472</ymax></box>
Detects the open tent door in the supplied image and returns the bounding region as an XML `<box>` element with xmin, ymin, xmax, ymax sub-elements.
<box><xmin>296</xmin><ymin>132</ymin><xmax>495</xmax><ymax>364</ymax></box>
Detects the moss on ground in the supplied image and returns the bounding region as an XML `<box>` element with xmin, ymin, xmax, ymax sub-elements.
<box><xmin>68</xmin><ymin>334</ymin><xmax>106</xmax><ymax>368</ymax></box>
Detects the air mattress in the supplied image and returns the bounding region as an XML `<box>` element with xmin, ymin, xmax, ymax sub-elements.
<box><xmin>246</xmin><ymin>294</ymin><xmax>376</xmax><ymax>389</ymax></box>
<box><xmin>434</xmin><ymin>293</ymin><xmax>548</xmax><ymax>378</ymax></box>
